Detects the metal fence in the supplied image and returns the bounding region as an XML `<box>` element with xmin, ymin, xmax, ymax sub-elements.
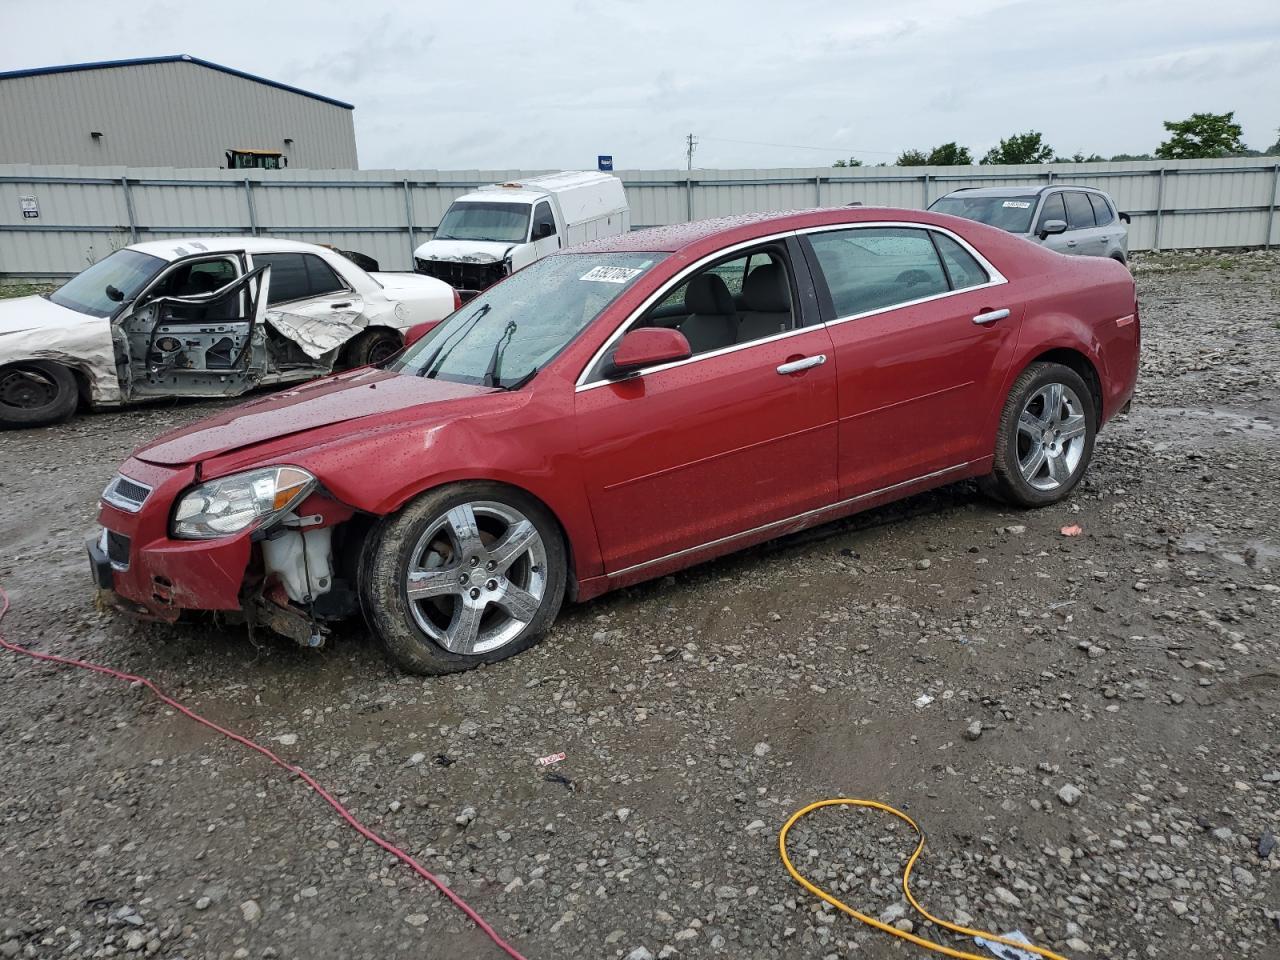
<box><xmin>2</xmin><ymin>157</ymin><xmax>1278</xmax><ymax>279</ymax></box>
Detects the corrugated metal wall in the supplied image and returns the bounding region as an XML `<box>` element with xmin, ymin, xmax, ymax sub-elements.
<box><xmin>1</xmin><ymin>158</ymin><xmax>1277</xmax><ymax>278</ymax></box>
<box><xmin>0</xmin><ymin>60</ymin><xmax>357</xmax><ymax>169</ymax></box>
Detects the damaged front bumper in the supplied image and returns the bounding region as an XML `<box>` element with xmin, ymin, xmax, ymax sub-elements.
<box><xmin>90</xmin><ymin>457</ymin><xmax>355</xmax><ymax>644</ymax></box>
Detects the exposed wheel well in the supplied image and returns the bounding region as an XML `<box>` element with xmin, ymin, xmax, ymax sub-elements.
<box><xmin>1028</xmin><ymin>348</ymin><xmax>1103</xmax><ymax>427</ymax></box>
<box><xmin>341</xmin><ymin>479</ymin><xmax>582</xmax><ymax>603</ymax></box>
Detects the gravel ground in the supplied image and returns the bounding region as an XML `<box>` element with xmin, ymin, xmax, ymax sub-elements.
<box><xmin>2</xmin><ymin>250</ymin><xmax>1278</xmax><ymax>960</ymax></box>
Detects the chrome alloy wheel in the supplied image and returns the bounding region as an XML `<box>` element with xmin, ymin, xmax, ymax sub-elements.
<box><xmin>1016</xmin><ymin>382</ymin><xmax>1088</xmax><ymax>491</ymax></box>
<box><xmin>404</xmin><ymin>501</ymin><xmax>547</xmax><ymax>655</ymax></box>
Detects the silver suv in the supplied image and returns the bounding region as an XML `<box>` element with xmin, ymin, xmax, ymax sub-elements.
<box><xmin>928</xmin><ymin>186</ymin><xmax>1129</xmax><ymax>263</ymax></box>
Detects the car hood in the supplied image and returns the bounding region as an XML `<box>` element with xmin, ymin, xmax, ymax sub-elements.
<box><xmin>413</xmin><ymin>239</ymin><xmax>517</xmax><ymax>264</ymax></box>
<box><xmin>0</xmin><ymin>294</ymin><xmax>98</xmax><ymax>336</ymax></box>
<box><xmin>134</xmin><ymin>367</ymin><xmax>498</xmax><ymax>466</ymax></box>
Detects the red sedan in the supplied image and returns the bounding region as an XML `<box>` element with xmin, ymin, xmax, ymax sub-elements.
<box><xmin>91</xmin><ymin>207</ymin><xmax>1139</xmax><ymax>674</ymax></box>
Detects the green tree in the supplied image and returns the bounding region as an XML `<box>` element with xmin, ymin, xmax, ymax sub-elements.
<box><xmin>927</xmin><ymin>142</ymin><xmax>973</xmax><ymax>165</ymax></box>
<box><xmin>895</xmin><ymin>149</ymin><xmax>929</xmax><ymax>166</ymax></box>
<box><xmin>1053</xmin><ymin>151</ymin><xmax>1106</xmax><ymax>163</ymax></box>
<box><xmin>831</xmin><ymin>156</ymin><xmax>864</xmax><ymax>168</ymax></box>
<box><xmin>1109</xmin><ymin>152</ymin><xmax>1153</xmax><ymax>161</ymax></box>
<box><xmin>1155</xmin><ymin>111</ymin><xmax>1245</xmax><ymax>159</ymax></box>
<box><xmin>981</xmin><ymin>131</ymin><xmax>1054</xmax><ymax>164</ymax></box>
<box><xmin>1268</xmin><ymin>129</ymin><xmax>1280</xmax><ymax>155</ymax></box>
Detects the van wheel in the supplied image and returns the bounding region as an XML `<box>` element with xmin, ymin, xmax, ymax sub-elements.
<box><xmin>359</xmin><ymin>483</ymin><xmax>567</xmax><ymax>675</ymax></box>
<box><xmin>984</xmin><ymin>362</ymin><xmax>1095</xmax><ymax>507</ymax></box>
<box><xmin>0</xmin><ymin>361</ymin><xmax>79</xmax><ymax>428</ymax></box>
<box><xmin>345</xmin><ymin>328</ymin><xmax>403</xmax><ymax>368</ymax></box>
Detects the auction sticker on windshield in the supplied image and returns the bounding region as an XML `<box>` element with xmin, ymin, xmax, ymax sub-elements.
<box><xmin>1002</xmin><ymin>201</ymin><xmax>1032</xmax><ymax>209</ymax></box>
<box><xmin>580</xmin><ymin>265</ymin><xmax>644</xmax><ymax>284</ymax></box>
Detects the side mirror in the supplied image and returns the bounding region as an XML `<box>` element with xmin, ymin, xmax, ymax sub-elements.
<box><xmin>603</xmin><ymin>327</ymin><xmax>692</xmax><ymax>378</ymax></box>
<box><xmin>1038</xmin><ymin>219</ymin><xmax>1068</xmax><ymax>239</ymax></box>
<box><xmin>535</xmin><ymin>222</ymin><xmax>556</xmax><ymax>239</ymax></box>
<box><xmin>403</xmin><ymin>319</ymin><xmax>441</xmax><ymax>349</ymax></box>
<box><xmin>1119</xmin><ymin>212</ymin><xmax>1131</xmax><ymax>224</ymax></box>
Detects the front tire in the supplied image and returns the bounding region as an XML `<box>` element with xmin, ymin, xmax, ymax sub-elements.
<box><xmin>984</xmin><ymin>362</ymin><xmax>1095</xmax><ymax>507</ymax></box>
<box><xmin>0</xmin><ymin>361</ymin><xmax>79</xmax><ymax>428</ymax></box>
<box><xmin>359</xmin><ymin>483</ymin><xmax>567</xmax><ymax>675</ymax></box>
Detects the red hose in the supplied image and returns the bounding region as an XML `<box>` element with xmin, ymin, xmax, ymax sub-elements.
<box><xmin>0</xmin><ymin>586</ymin><xmax>531</xmax><ymax>960</ymax></box>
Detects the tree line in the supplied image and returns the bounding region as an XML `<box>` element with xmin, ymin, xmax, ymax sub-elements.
<box><xmin>831</xmin><ymin>112</ymin><xmax>1280</xmax><ymax>167</ymax></box>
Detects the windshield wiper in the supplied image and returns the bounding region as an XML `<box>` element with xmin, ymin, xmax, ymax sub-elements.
<box><xmin>482</xmin><ymin>321</ymin><xmax>517</xmax><ymax>387</ymax></box>
<box><xmin>418</xmin><ymin>303</ymin><xmax>490</xmax><ymax>378</ymax></box>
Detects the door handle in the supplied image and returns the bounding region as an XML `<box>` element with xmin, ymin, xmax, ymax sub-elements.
<box><xmin>1066</xmin><ymin>240</ymin><xmax>1077</xmax><ymax>247</ymax></box>
<box><xmin>776</xmin><ymin>354</ymin><xmax>826</xmax><ymax>375</ymax></box>
<box><xmin>972</xmin><ymin>308</ymin><xmax>1010</xmax><ymax>325</ymax></box>
<box><xmin>329</xmin><ymin>301</ymin><xmax>353</xmax><ymax>309</ymax></box>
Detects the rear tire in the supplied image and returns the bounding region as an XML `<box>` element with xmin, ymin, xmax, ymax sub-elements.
<box><xmin>359</xmin><ymin>483</ymin><xmax>567</xmax><ymax>675</ymax></box>
<box><xmin>984</xmin><ymin>362</ymin><xmax>1095</xmax><ymax>508</ymax></box>
<box><xmin>0</xmin><ymin>361</ymin><xmax>79</xmax><ymax>428</ymax></box>
<box><xmin>344</xmin><ymin>328</ymin><xmax>403</xmax><ymax>368</ymax></box>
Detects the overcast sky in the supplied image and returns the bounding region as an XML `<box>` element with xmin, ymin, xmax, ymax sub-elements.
<box><xmin>3</xmin><ymin>0</ymin><xmax>1278</xmax><ymax>170</ymax></box>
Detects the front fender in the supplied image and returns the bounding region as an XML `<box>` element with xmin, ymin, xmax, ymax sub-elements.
<box><xmin>0</xmin><ymin>321</ymin><xmax>121</xmax><ymax>405</ymax></box>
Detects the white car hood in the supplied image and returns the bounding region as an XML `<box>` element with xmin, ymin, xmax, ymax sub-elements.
<box><xmin>0</xmin><ymin>294</ymin><xmax>103</xmax><ymax>336</ymax></box>
<box><xmin>413</xmin><ymin>239</ymin><xmax>517</xmax><ymax>264</ymax></box>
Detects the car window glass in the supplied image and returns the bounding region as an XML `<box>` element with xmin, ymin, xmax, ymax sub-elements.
<box><xmin>150</xmin><ymin>258</ymin><xmax>238</xmax><ymax>299</ymax></box>
<box><xmin>1036</xmin><ymin>193</ymin><xmax>1067</xmax><ymax>230</ymax></box>
<box><xmin>636</xmin><ymin>246</ymin><xmax>794</xmax><ymax>359</ymax></box>
<box><xmin>1064</xmin><ymin>192</ymin><xmax>1096</xmax><ymax>230</ymax></box>
<box><xmin>1087</xmin><ymin>193</ymin><xmax>1113</xmax><ymax>226</ymax></box>
<box><xmin>808</xmin><ymin>227</ymin><xmax>949</xmax><ymax>317</ymax></box>
<box><xmin>255</xmin><ymin>253</ymin><xmax>308</xmax><ymax>304</ymax></box>
<box><xmin>396</xmin><ymin>252</ymin><xmax>663</xmax><ymax>388</ymax></box>
<box><xmin>531</xmin><ymin>202</ymin><xmax>557</xmax><ymax>239</ymax></box>
<box><xmin>48</xmin><ymin>248</ymin><xmax>165</xmax><ymax>318</ymax></box>
<box><xmin>932</xmin><ymin>234</ymin><xmax>988</xmax><ymax>290</ymax></box>
<box><xmin>303</xmin><ymin>255</ymin><xmax>345</xmax><ymax>297</ymax></box>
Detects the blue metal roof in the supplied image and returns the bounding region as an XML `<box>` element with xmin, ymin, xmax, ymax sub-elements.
<box><xmin>0</xmin><ymin>54</ymin><xmax>354</xmax><ymax>110</ymax></box>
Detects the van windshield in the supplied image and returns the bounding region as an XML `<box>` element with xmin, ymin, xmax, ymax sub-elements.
<box><xmin>929</xmin><ymin>195</ymin><xmax>1039</xmax><ymax>234</ymax></box>
<box><xmin>48</xmin><ymin>248</ymin><xmax>165</xmax><ymax>318</ymax></box>
<box><xmin>434</xmin><ymin>201</ymin><xmax>532</xmax><ymax>244</ymax></box>
<box><xmin>393</xmin><ymin>252</ymin><xmax>664</xmax><ymax>388</ymax></box>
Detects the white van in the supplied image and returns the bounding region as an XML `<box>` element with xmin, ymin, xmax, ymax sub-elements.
<box><xmin>413</xmin><ymin>171</ymin><xmax>630</xmax><ymax>299</ymax></box>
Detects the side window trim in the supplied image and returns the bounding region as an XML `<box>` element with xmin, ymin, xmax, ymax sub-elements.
<box><xmin>798</xmin><ymin>223</ymin><xmax>1006</xmax><ymax>328</ymax></box>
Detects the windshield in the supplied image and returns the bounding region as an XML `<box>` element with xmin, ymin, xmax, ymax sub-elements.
<box><xmin>393</xmin><ymin>252</ymin><xmax>664</xmax><ymax>388</ymax></box>
<box><xmin>48</xmin><ymin>248</ymin><xmax>165</xmax><ymax>318</ymax></box>
<box><xmin>434</xmin><ymin>201</ymin><xmax>532</xmax><ymax>243</ymax></box>
<box><xmin>929</xmin><ymin>195</ymin><xmax>1039</xmax><ymax>234</ymax></box>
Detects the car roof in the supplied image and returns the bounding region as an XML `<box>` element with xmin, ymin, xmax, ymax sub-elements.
<box><xmin>127</xmin><ymin>236</ymin><xmax>329</xmax><ymax>262</ymax></box>
<box><xmin>570</xmin><ymin>207</ymin><xmax>968</xmax><ymax>255</ymax></box>
<box><xmin>939</xmin><ymin>185</ymin><xmax>1107</xmax><ymax>199</ymax></box>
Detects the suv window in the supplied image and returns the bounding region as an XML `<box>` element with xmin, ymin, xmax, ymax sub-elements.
<box><xmin>639</xmin><ymin>246</ymin><xmax>795</xmax><ymax>357</ymax></box>
<box><xmin>255</xmin><ymin>252</ymin><xmax>346</xmax><ymax>305</ymax></box>
<box><xmin>1064</xmin><ymin>192</ymin><xmax>1096</xmax><ymax>230</ymax></box>
<box><xmin>531</xmin><ymin>202</ymin><xmax>557</xmax><ymax>240</ymax></box>
<box><xmin>932</xmin><ymin>234</ymin><xmax>988</xmax><ymax>290</ymax></box>
<box><xmin>807</xmin><ymin>227</ymin><xmax>949</xmax><ymax>317</ymax></box>
<box><xmin>1036</xmin><ymin>193</ymin><xmax>1067</xmax><ymax>231</ymax></box>
<box><xmin>1087</xmin><ymin>192</ymin><xmax>1113</xmax><ymax>226</ymax></box>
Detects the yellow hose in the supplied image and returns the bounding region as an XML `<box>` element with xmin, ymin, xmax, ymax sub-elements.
<box><xmin>778</xmin><ymin>798</ymin><xmax>1071</xmax><ymax>960</ymax></box>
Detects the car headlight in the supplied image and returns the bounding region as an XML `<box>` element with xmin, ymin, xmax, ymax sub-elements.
<box><xmin>171</xmin><ymin>466</ymin><xmax>315</xmax><ymax>539</ymax></box>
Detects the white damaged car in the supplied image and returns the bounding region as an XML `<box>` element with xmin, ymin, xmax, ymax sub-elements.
<box><xmin>0</xmin><ymin>238</ymin><xmax>459</xmax><ymax>427</ymax></box>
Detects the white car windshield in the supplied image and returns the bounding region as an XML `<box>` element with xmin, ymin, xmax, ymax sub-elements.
<box><xmin>434</xmin><ymin>202</ymin><xmax>532</xmax><ymax>244</ymax></box>
<box><xmin>48</xmin><ymin>249</ymin><xmax>166</xmax><ymax>318</ymax></box>
<box><xmin>930</xmin><ymin>195</ymin><xmax>1039</xmax><ymax>234</ymax></box>
<box><xmin>393</xmin><ymin>252</ymin><xmax>664</xmax><ymax>389</ymax></box>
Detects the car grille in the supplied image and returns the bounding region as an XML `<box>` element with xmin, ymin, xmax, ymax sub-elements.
<box><xmin>102</xmin><ymin>474</ymin><xmax>152</xmax><ymax>512</ymax></box>
<box><xmin>105</xmin><ymin>530</ymin><xmax>131</xmax><ymax>569</ymax></box>
<box><xmin>415</xmin><ymin>257</ymin><xmax>508</xmax><ymax>291</ymax></box>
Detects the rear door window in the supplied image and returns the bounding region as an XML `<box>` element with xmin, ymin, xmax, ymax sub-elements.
<box><xmin>255</xmin><ymin>252</ymin><xmax>347</xmax><ymax>304</ymax></box>
<box><xmin>1036</xmin><ymin>193</ymin><xmax>1067</xmax><ymax>231</ymax></box>
<box><xmin>1064</xmin><ymin>192</ymin><xmax>1096</xmax><ymax>230</ymax></box>
<box><xmin>1087</xmin><ymin>193</ymin><xmax>1114</xmax><ymax>226</ymax></box>
<box><xmin>807</xmin><ymin>227</ymin><xmax>950</xmax><ymax>317</ymax></box>
<box><xmin>932</xmin><ymin>234</ymin><xmax>988</xmax><ymax>290</ymax></box>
